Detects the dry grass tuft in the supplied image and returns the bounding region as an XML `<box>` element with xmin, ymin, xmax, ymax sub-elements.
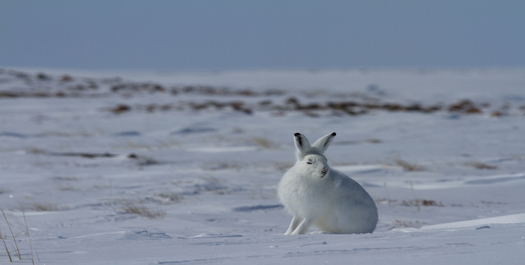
<box><xmin>25</xmin><ymin>148</ymin><xmax>48</xmax><ymax>155</ymax></box>
<box><xmin>274</xmin><ymin>162</ymin><xmax>294</xmax><ymax>172</ymax></box>
<box><xmin>0</xmin><ymin>227</ymin><xmax>13</xmax><ymax>262</ymax></box>
<box><xmin>156</xmin><ymin>192</ymin><xmax>183</xmax><ymax>205</ymax></box>
<box><xmin>0</xmin><ymin>228</ymin><xmax>12</xmax><ymax>262</ymax></box>
<box><xmin>252</xmin><ymin>137</ymin><xmax>278</xmax><ymax>149</ymax></box>
<box><xmin>20</xmin><ymin>202</ymin><xmax>68</xmax><ymax>212</ymax></box>
<box><xmin>394</xmin><ymin>220</ymin><xmax>425</xmax><ymax>228</ymax></box>
<box><xmin>464</xmin><ymin>161</ymin><xmax>498</xmax><ymax>170</ymax></box>
<box><xmin>121</xmin><ymin>203</ymin><xmax>166</xmax><ymax>219</ymax></box>
<box><xmin>58</xmin><ymin>186</ymin><xmax>79</xmax><ymax>191</ymax></box>
<box><xmin>395</xmin><ymin>159</ymin><xmax>425</xmax><ymax>171</ymax></box>
<box><xmin>52</xmin><ymin>176</ymin><xmax>79</xmax><ymax>181</ymax></box>
<box><xmin>402</xmin><ymin>199</ymin><xmax>444</xmax><ymax>207</ymax></box>
<box><xmin>23</xmin><ymin>212</ymin><xmax>36</xmax><ymax>265</ymax></box>
<box><xmin>2</xmin><ymin>210</ymin><xmax>20</xmax><ymax>260</ymax></box>
<box><xmin>202</xmin><ymin>162</ymin><xmax>241</xmax><ymax>171</ymax></box>
<box><xmin>366</xmin><ymin>138</ymin><xmax>383</xmax><ymax>144</ymax></box>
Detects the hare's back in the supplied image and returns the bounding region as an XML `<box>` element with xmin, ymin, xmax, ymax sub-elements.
<box><xmin>334</xmin><ymin>173</ymin><xmax>376</xmax><ymax>206</ymax></box>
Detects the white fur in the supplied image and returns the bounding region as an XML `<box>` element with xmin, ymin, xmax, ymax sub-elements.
<box><xmin>278</xmin><ymin>132</ymin><xmax>378</xmax><ymax>235</ymax></box>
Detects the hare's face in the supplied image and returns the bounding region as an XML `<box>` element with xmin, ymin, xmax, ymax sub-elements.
<box><xmin>302</xmin><ymin>154</ymin><xmax>329</xmax><ymax>178</ymax></box>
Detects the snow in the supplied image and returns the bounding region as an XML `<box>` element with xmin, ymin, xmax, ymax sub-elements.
<box><xmin>1</xmin><ymin>68</ymin><xmax>525</xmax><ymax>264</ymax></box>
<box><xmin>420</xmin><ymin>213</ymin><xmax>525</xmax><ymax>230</ymax></box>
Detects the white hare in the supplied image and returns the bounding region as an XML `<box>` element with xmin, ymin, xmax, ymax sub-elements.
<box><xmin>278</xmin><ymin>132</ymin><xmax>378</xmax><ymax>235</ymax></box>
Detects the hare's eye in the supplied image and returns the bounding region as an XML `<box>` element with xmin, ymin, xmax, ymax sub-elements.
<box><xmin>306</xmin><ymin>161</ymin><xmax>312</xmax><ymax>165</ymax></box>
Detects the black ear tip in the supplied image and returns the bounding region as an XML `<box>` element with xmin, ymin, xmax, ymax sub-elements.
<box><xmin>331</xmin><ymin>132</ymin><xmax>336</xmax><ymax>136</ymax></box>
<box><xmin>294</xmin><ymin>132</ymin><xmax>301</xmax><ymax>136</ymax></box>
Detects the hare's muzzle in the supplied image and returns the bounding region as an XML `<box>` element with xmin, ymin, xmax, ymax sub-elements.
<box><xmin>320</xmin><ymin>167</ymin><xmax>328</xmax><ymax>178</ymax></box>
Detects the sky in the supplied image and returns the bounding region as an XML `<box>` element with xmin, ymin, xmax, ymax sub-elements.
<box><xmin>1</xmin><ymin>1</ymin><xmax>525</xmax><ymax>71</ymax></box>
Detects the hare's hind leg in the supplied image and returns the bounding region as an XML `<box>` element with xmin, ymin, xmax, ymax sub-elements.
<box><xmin>284</xmin><ymin>216</ymin><xmax>301</xmax><ymax>235</ymax></box>
<box><xmin>290</xmin><ymin>218</ymin><xmax>312</xmax><ymax>235</ymax></box>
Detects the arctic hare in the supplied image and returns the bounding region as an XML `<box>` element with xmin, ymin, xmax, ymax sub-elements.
<box><xmin>278</xmin><ymin>132</ymin><xmax>378</xmax><ymax>235</ymax></box>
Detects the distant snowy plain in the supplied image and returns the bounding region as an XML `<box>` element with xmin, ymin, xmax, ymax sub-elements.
<box><xmin>1</xmin><ymin>68</ymin><xmax>524</xmax><ymax>264</ymax></box>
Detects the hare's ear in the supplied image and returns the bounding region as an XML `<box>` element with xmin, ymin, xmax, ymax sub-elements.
<box><xmin>312</xmin><ymin>132</ymin><xmax>336</xmax><ymax>154</ymax></box>
<box><xmin>294</xmin><ymin>133</ymin><xmax>311</xmax><ymax>160</ymax></box>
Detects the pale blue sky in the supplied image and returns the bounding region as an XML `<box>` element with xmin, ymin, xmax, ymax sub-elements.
<box><xmin>1</xmin><ymin>1</ymin><xmax>524</xmax><ymax>71</ymax></box>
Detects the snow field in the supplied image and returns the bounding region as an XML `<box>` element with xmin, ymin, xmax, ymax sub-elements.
<box><xmin>0</xmin><ymin>68</ymin><xmax>524</xmax><ymax>264</ymax></box>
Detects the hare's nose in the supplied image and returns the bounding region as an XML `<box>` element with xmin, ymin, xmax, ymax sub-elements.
<box><xmin>320</xmin><ymin>167</ymin><xmax>328</xmax><ymax>178</ymax></box>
